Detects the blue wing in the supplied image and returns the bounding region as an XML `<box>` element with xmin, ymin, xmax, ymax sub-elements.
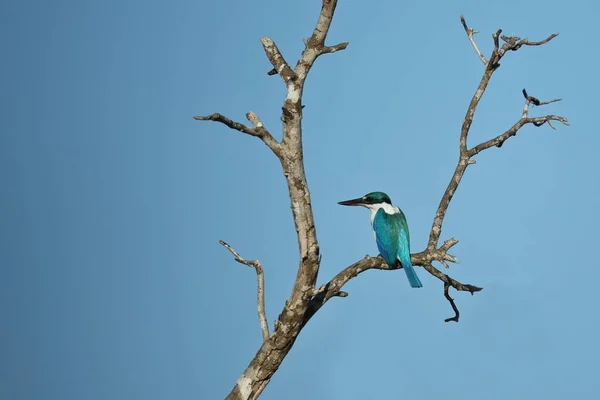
<box><xmin>373</xmin><ymin>208</ymin><xmax>422</xmax><ymax>288</ymax></box>
<box><xmin>373</xmin><ymin>208</ymin><xmax>403</xmax><ymax>266</ymax></box>
<box><xmin>394</xmin><ymin>210</ymin><xmax>411</xmax><ymax>269</ymax></box>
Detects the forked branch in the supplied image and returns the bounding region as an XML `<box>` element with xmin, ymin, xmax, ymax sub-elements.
<box><xmin>418</xmin><ymin>16</ymin><xmax>566</xmax><ymax>319</ymax></box>
<box><xmin>305</xmin><ymin>239</ymin><xmax>481</xmax><ymax>324</ymax></box>
<box><xmin>194</xmin><ymin>112</ymin><xmax>282</xmax><ymax>157</ymax></box>
<box><xmin>429</xmin><ymin>17</ymin><xmax>564</xmax><ymax>251</ymax></box>
<box><xmin>470</xmin><ymin>90</ymin><xmax>568</xmax><ymax>155</ymax></box>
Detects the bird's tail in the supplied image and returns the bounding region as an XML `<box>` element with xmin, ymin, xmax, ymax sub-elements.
<box><xmin>402</xmin><ymin>262</ymin><xmax>423</xmax><ymax>288</ymax></box>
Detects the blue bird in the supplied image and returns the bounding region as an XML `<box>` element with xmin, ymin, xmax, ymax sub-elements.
<box><xmin>339</xmin><ymin>192</ymin><xmax>422</xmax><ymax>288</ymax></box>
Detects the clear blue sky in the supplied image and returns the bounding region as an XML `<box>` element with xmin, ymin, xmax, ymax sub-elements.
<box><xmin>1</xmin><ymin>0</ymin><xmax>598</xmax><ymax>399</ymax></box>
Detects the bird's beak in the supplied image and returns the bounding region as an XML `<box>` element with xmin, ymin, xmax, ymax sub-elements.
<box><xmin>338</xmin><ymin>197</ymin><xmax>365</xmax><ymax>207</ymax></box>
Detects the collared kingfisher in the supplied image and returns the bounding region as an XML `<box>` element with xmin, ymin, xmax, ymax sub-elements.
<box><xmin>338</xmin><ymin>191</ymin><xmax>422</xmax><ymax>288</ymax></box>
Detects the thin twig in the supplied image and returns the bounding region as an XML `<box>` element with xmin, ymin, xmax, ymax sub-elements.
<box><xmin>219</xmin><ymin>240</ymin><xmax>270</xmax><ymax>342</ymax></box>
<box><xmin>511</xmin><ymin>34</ymin><xmax>559</xmax><ymax>51</ymax></box>
<box><xmin>460</xmin><ymin>15</ymin><xmax>487</xmax><ymax>65</ymax></box>
<box><xmin>194</xmin><ymin>113</ymin><xmax>255</xmax><ymax>135</ymax></box>
<box><xmin>194</xmin><ymin>112</ymin><xmax>282</xmax><ymax>156</ymax></box>
<box><xmin>521</xmin><ymin>89</ymin><xmax>562</xmax><ymax>119</ymax></box>
<box><xmin>321</xmin><ymin>42</ymin><xmax>349</xmax><ymax>54</ymax></box>
<box><xmin>422</xmin><ymin>263</ymin><xmax>482</xmax><ymax>294</ymax></box>
<box><xmin>470</xmin><ymin>90</ymin><xmax>568</xmax><ymax>155</ymax></box>
<box><xmin>522</xmin><ymin>88</ymin><xmax>562</xmax><ymax>107</ymax></box>
<box><xmin>443</xmin><ymin>281</ymin><xmax>460</xmax><ymax>322</ymax></box>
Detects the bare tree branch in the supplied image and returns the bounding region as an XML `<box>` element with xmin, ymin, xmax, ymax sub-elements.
<box><xmin>424</xmin><ymin>24</ymin><xmax>506</xmax><ymax>254</ymax></box>
<box><xmin>260</xmin><ymin>37</ymin><xmax>297</xmax><ymax>83</ymax></box>
<box><xmin>196</xmin><ymin>8</ymin><xmax>566</xmax><ymax>399</ymax></box>
<box><xmin>443</xmin><ymin>281</ymin><xmax>460</xmax><ymax>322</ymax></box>
<box><xmin>414</xmin><ymin>18</ymin><xmax>565</xmax><ymax>321</ymax></box>
<box><xmin>194</xmin><ymin>113</ymin><xmax>255</xmax><ymax>135</ymax></box>
<box><xmin>460</xmin><ymin>15</ymin><xmax>487</xmax><ymax>65</ymax></box>
<box><xmin>421</xmin><ymin>263</ymin><xmax>481</xmax><ymax>294</ymax></box>
<box><xmin>322</xmin><ymin>41</ymin><xmax>349</xmax><ymax>54</ymax></box>
<box><xmin>294</xmin><ymin>0</ymin><xmax>346</xmax><ymax>80</ymax></box>
<box><xmin>194</xmin><ymin>112</ymin><xmax>282</xmax><ymax>157</ymax></box>
<box><xmin>470</xmin><ymin>90</ymin><xmax>568</xmax><ymax>155</ymax></box>
<box><xmin>220</xmin><ymin>240</ymin><xmax>270</xmax><ymax>342</ymax></box>
<box><xmin>428</xmin><ymin>19</ymin><xmax>562</xmax><ymax>252</ymax></box>
<box><xmin>522</xmin><ymin>88</ymin><xmax>562</xmax><ymax>107</ymax></box>
<box><xmin>219</xmin><ymin>2</ymin><xmax>346</xmax><ymax>399</ymax></box>
<box><xmin>304</xmin><ymin>239</ymin><xmax>479</xmax><ymax>325</ymax></box>
<box><xmin>503</xmin><ymin>33</ymin><xmax>559</xmax><ymax>51</ymax></box>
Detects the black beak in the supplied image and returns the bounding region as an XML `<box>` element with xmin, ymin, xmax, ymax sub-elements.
<box><xmin>338</xmin><ymin>197</ymin><xmax>365</xmax><ymax>207</ymax></box>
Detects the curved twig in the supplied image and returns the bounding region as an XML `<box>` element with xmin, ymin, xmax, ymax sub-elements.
<box><xmin>219</xmin><ymin>241</ymin><xmax>270</xmax><ymax>342</ymax></box>
<box><xmin>443</xmin><ymin>282</ymin><xmax>460</xmax><ymax>322</ymax></box>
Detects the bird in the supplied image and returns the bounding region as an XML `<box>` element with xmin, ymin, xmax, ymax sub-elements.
<box><xmin>338</xmin><ymin>191</ymin><xmax>422</xmax><ymax>288</ymax></box>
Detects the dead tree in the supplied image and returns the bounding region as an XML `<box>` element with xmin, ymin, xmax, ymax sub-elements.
<box><xmin>195</xmin><ymin>2</ymin><xmax>567</xmax><ymax>399</ymax></box>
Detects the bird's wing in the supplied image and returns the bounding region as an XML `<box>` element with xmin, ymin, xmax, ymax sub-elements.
<box><xmin>394</xmin><ymin>209</ymin><xmax>412</xmax><ymax>268</ymax></box>
<box><xmin>373</xmin><ymin>208</ymin><xmax>401</xmax><ymax>266</ymax></box>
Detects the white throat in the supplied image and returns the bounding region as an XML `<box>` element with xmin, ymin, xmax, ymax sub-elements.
<box><xmin>366</xmin><ymin>202</ymin><xmax>398</xmax><ymax>227</ymax></box>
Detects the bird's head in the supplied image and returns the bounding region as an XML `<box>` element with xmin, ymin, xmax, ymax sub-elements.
<box><xmin>338</xmin><ymin>191</ymin><xmax>392</xmax><ymax>209</ymax></box>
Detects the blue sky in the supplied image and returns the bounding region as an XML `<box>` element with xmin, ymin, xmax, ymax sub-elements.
<box><xmin>1</xmin><ymin>0</ymin><xmax>598</xmax><ymax>399</ymax></box>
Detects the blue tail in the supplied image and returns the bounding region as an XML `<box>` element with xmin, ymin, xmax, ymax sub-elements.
<box><xmin>402</xmin><ymin>262</ymin><xmax>422</xmax><ymax>288</ymax></box>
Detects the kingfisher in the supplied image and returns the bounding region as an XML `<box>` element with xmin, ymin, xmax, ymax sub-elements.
<box><xmin>338</xmin><ymin>191</ymin><xmax>422</xmax><ymax>288</ymax></box>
